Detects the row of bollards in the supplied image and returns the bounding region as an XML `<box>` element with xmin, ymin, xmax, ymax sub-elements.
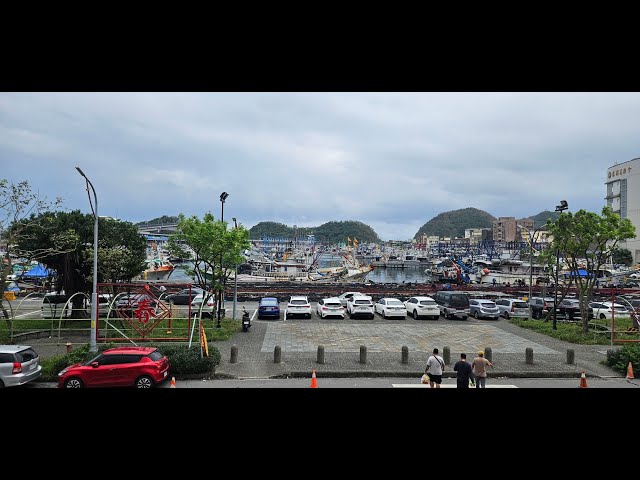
<box><xmin>228</xmin><ymin>344</ymin><xmax>577</xmax><ymax>365</ymax></box>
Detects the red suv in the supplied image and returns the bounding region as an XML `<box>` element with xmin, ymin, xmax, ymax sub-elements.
<box><xmin>58</xmin><ymin>346</ymin><xmax>169</xmax><ymax>388</ymax></box>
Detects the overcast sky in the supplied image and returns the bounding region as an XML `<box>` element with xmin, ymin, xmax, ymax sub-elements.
<box><xmin>1</xmin><ymin>92</ymin><xmax>638</xmax><ymax>241</ymax></box>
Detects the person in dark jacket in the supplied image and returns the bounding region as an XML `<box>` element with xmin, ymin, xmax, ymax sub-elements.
<box><xmin>453</xmin><ymin>353</ymin><xmax>473</xmax><ymax>388</ymax></box>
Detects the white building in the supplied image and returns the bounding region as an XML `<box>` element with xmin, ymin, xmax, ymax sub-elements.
<box><xmin>606</xmin><ymin>157</ymin><xmax>640</xmax><ymax>262</ymax></box>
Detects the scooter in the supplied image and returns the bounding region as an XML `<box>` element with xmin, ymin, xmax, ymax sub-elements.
<box><xmin>242</xmin><ymin>307</ymin><xmax>251</xmax><ymax>332</ymax></box>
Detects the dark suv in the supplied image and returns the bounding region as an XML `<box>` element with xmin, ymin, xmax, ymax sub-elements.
<box><xmin>529</xmin><ymin>297</ymin><xmax>555</xmax><ymax>319</ymax></box>
<box><xmin>557</xmin><ymin>299</ymin><xmax>594</xmax><ymax>320</ymax></box>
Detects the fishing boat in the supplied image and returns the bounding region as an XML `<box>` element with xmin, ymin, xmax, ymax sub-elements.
<box><xmin>142</xmin><ymin>258</ymin><xmax>175</xmax><ymax>281</ymax></box>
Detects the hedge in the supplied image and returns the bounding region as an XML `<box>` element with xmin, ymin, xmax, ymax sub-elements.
<box><xmin>605</xmin><ymin>344</ymin><xmax>640</xmax><ymax>374</ymax></box>
<box><xmin>39</xmin><ymin>343</ymin><xmax>221</xmax><ymax>382</ymax></box>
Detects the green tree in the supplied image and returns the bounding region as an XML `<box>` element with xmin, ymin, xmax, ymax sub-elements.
<box><xmin>545</xmin><ymin>207</ymin><xmax>635</xmax><ymax>333</ymax></box>
<box><xmin>167</xmin><ymin>213</ymin><xmax>250</xmax><ymax>312</ymax></box>
<box><xmin>13</xmin><ymin>211</ymin><xmax>147</xmax><ymax>316</ymax></box>
<box><xmin>0</xmin><ymin>179</ymin><xmax>62</xmax><ymax>323</ymax></box>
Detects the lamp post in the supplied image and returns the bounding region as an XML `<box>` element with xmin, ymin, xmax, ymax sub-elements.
<box><xmin>518</xmin><ymin>224</ymin><xmax>543</xmax><ymax>317</ymax></box>
<box><xmin>553</xmin><ymin>200</ymin><xmax>569</xmax><ymax>330</ymax></box>
<box><xmin>75</xmin><ymin>167</ymin><xmax>98</xmax><ymax>352</ymax></box>
<box><xmin>217</xmin><ymin>192</ymin><xmax>229</xmax><ymax>328</ymax></box>
<box><xmin>232</xmin><ymin>217</ymin><xmax>238</xmax><ymax>321</ymax></box>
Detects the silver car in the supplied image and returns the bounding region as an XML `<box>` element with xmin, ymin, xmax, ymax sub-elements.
<box><xmin>468</xmin><ymin>299</ymin><xmax>500</xmax><ymax>320</ymax></box>
<box><xmin>0</xmin><ymin>345</ymin><xmax>41</xmax><ymax>387</ymax></box>
<box><xmin>495</xmin><ymin>298</ymin><xmax>530</xmax><ymax>319</ymax></box>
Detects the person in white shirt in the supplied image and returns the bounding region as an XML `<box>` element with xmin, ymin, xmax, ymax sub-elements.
<box><xmin>425</xmin><ymin>348</ymin><xmax>445</xmax><ymax>389</ymax></box>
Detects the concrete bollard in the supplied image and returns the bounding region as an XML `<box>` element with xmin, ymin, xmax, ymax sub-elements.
<box><xmin>401</xmin><ymin>345</ymin><xmax>409</xmax><ymax>364</ymax></box>
<box><xmin>274</xmin><ymin>345</ymin><xmax>282</xmax><ymax>364</ymax></box>
<box><xmin>230</xmin><ymin>345</ymin><xmax>238</xmax><ymax>364</ymax></box>
<box><xmin>360</xmin><ymin>345</ymin><xmax>367</xmax><ymax>364</ymax></box>
<box><xmin>66</xmin><ymin>342</ymin><xmax>72</xmax><ymax>353</ymax></box>
<box><xmin>443</xmin><ymin>346</ymin><xmax>450</xmax><ymax>365</ymax></box>
<box><xmin>567</xmin><ymin>348</ymin><xmax>575</xmax><ymax>365</ymax></box>
<box><xmin>317</xmin><ymin>345</ymin><xmax>325</xmax><ymax>364</ymax></box>
<box><xmin>526</xmin><ymin>347</ymin><xmax>534</xmax><ymax>364</ymax></box>
<box><xmin>485</xmin><ymin>347</ymin><xmax>492</xmax><ymax>363</ymax></box>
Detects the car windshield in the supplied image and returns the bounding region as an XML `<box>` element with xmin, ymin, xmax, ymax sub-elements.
<box><xmin>513</xmin><ymin>302</ymin><xmax>529</xmax><ymax>308</ymax></box>
<box><xmin>387</xmin><ymin>300</ymin><xmax>404</xmax><ymax>306</ymax></box>
<box><xmin>480</xmin><ymin>302</ymin><xmax>496</xmax><ymax>307</ymax></box>
<box><xmin>15</xmin><ymin>348</ymin><xmax>38</xmax><ymax>362</ymax></box>
<box><xmin>261</xmin><ymin>299</ymin><xmax>278</xmax><ymax>306</ymax></box>
<box><xmin>148</xmin><ymin>351</ymin><xmax>164</xmax><ymax>361</ymax></box>
<box><xmin>83</xmin><ymin>353</ymin><xmax>103</xmax><ymax>366</ymax></box>
<box><xmin>355</xmin><ymin>300</ymin><xmax>372</xmax><ymax>305</ymax></box>
<box><xmin>449</xmin><ymin>295</ymin><xmax>469</xmax><ymax>307</ymax></box>
<box><xmin>290</xmin><ymin>299</ymin><xmax>307</xmax><ymax>305</ymax></box>
<box><xmin>325</xmin><ymin>302</ymin><xmax>341</xmax><ymax>307</ymax></box>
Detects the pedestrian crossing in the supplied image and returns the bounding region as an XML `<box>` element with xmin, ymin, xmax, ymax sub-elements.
<box><xmin>392</xmin><ymin>383</ymin><xmax>518</xmax><ymax>388</ymax></box>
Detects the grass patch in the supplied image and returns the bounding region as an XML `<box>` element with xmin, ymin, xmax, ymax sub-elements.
<box><xmin>510</xmin><ymin>318</ymin><xmax>611</xmax><ymax>344</ymax></box>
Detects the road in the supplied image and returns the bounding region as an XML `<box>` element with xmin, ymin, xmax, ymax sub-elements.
<box><xmin>29</xmin><ymin>376</ymin><xmax>639</xmax><ymax>388</ymax></box>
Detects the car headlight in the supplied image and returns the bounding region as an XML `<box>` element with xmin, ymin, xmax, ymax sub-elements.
<box><xmin>58</xmin><ymin>369</ymin><xmax>68</xmax><ymax>376</ymax></box>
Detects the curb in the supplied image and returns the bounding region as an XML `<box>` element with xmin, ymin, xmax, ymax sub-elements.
<box><xmin>267</xmin><ymin>370</ymin><xmax>587</xmax><ymax>379</ymax></box>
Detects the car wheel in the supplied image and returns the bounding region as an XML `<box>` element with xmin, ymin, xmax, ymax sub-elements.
<box><xmin>413</xmin><ymin>309</ymin><xmax>419</xmax><ymax>319</ymax></box>
<box><xmin>444</xmin><ymin>309</ymin><xmax>449</xmax><ymax>319</ymax></box>
<box><xmin>136</xmin><ymin>375</ymin><xmax>154</xmax><ymax>388</ymax></box>
<box><xmin>64</xmin><ymin>377</ymin><xmax>83</xmax><ymax>388</ymax></box>
<box><xmin>474</xmin><ymin>311</ymin><xmax>479</xmax><ymax>319</ymax></box>
<box><xmin>600</xmin><ymin>313</ymin><xmax>606</xmax><ymax>320</ymax></box>
<box><xmin>504</xmin><ymin>312</ymin><xmax>509</xmax><ymax>319</ymax></box>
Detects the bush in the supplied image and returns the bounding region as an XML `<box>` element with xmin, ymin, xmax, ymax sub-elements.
<box><xmin>38</xmin><ymin>342</ymin><xmax>220</xmax><ymax>381</ymax></box>
<box><xmin>605</xmin><ymin>344</ymin><xmax>640</xmax><ymax>374</ymax></box>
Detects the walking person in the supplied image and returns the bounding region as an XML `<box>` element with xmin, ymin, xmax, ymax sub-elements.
<box><xmin>471</xmin><ymin>350</ymin><xmax>494</xmax><ymax>388</ymax></box>
<box><xmin>453</xmin><ymin>353</ymin><xmax>473</xmax><ymax>388</ymax></box>
<box><xmin>425</xmin><ymin>348</ymin><xmax>445</xmax><ymax>389</ymax></box>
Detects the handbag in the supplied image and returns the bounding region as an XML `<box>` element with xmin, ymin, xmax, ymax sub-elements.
<box><xmin>420</xmin><ymin>374</ymin><xmax>430</xmax><ymax>384</ymax></box>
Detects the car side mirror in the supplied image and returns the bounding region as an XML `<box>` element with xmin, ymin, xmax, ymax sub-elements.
<box><xmin>91</xmin><ymin>362</ymin><xmax>99</xmax><ymax>368</ymax></box>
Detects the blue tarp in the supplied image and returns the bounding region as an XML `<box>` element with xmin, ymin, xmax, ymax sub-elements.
<box><xmin>22</xmin><ymin>264</ymin><xmax>55</xmax><ymax>278</ymax></box>
<box><xmin>563</xmin><ymin>269</ymin><xmax>591</xmax><ymax>277</ymax></box>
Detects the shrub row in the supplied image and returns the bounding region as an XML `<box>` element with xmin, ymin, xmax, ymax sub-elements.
<box><xmin>39</xmin><ymin>343</ymin><xmax>220</xmax><ymax>382</ymax></box>
<box><xmin>605</xmin><ymin>344</ymin><xmax>640</xmax><ymax>374</ymax></box>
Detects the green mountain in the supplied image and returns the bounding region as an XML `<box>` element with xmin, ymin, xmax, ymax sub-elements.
<box><xmin>136</xmin><ymin>215</ymin><xmax>179</xmax><ymax>226</ymax></box>
<box><xmin>413</xmin><ymin>208</ymin><xmax>495</xmax><ymax>240</ymax></box>
<box><xmin>250</xmin><ymin>220</ymin><xmax>381</xmax><ymax>244</ymax></box>
<box><xmin>529</xmin><ymin>210</ymin><xmax>560</xmax><ymax>228</ymax></box>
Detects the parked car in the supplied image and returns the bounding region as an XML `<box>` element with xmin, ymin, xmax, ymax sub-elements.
<box><xmin>89</xmin><ymin>293</ymin><xmax>115</xmax><ymax>317</ymax></box>
<box><xmin>258</xmin><ymin>297</ymin><xmax>280</xmax><ymax>320</ymax></box>
<box><xmin>433</xmin><ymin>291</ymin><xmax>469</xmax><ymax>320</ymax></box>
<box><xmin>116</xmin><ymin>293</ymin><xmax>158</xmax><ymax>309</ymax></box>
<box><xmin>468</xmin><ymin>299</ymin><xmax>500</xmax><ymax>320</ymax></box>
<box><xmin>58</xmin><ymin>346</ymin><xmax>169</xmax><ymax>388</ymax></box>
<box><xmin>166</xmin><ymin>288</ymin><xmax>205</xmax><ymax>305</ymax></box>
<box><xmin>375</xmin><ymin>297</ymin><xmax>407</xmax><ymax>319</ymax></box>
<box><xmin>403</xmin><ymin>296</ymin><xmax>439</xmax><ymax>320</ymax></box>
<box><xmin>337</xmin><ymin>291</ymin><xmax>364</xmax><ymax>307</ymax></box>
<box><xmin>287</xmin><ymin>296</ymin><xmax>312</xmax><ymax>318</ymax></box>
<box><xmin>190</xmin><ymin>292</ymin><xmax>216</xmax><ymax>318</ymax></box>
<box><xmin>557</xmin><ymin>299</ymin><xmax>594</xmax><ymax>320</ymax></box>
<box><xmin>0</xmin><ymin>345</ymin><xmax>41</xmax><ymax>388</ymax></box>
<box><xmin>346</xmin><ymin>294</ymin><xmax>375</xmax><ymax>319</ymax></box>
<box><xmin>316</xmin><ymin>297</ymin><xmax>345</xmax><ymax>319</ymax></box>
<box><xmin>495</xmin><ymin>298</ymin><xmax>530</xmax><ymax>319</ymax></box>
<box><xmin>589</xmin><ymin>301</ymin><xmax>628</xmax><ymax>320</ymax></box>
<box><xmin>529</xmin><ymin>297</ymin><xmax>556</xmax><ymax>319</ymax></box>
<box><xmin>41</xmin><ymin>292</ymin><xmax>70</xmax><ymax>319</ymax></box>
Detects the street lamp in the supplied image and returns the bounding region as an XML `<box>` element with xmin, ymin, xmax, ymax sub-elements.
<box><xmin>553</xmin><ymin>200</ymin><xmax>569</xmax><ymax>330</ymax></box>
<box><xmin>518</xmin><ymin>224</ymin><xmax>543</xmax><ymax>315</ymax></box>
<box><xmin>76</xmin><ymin>166</ymin><xmax>98</xmax><ymax>352</ymax></box>
<box><xmin>217</xmin><ymin>192</ymin><xmax>229</xmax><ymax>328</ymax></box>
<box><xmin>232</xmin><ymin>217</ymin><xmax>238</xmax><ymax>321</ymax></box>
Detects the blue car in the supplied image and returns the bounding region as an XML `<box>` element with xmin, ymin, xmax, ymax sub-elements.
<box><xmin>258</xmin><ymin>297</ymin><xmax>280</xmax><ymax>320</ymax></box>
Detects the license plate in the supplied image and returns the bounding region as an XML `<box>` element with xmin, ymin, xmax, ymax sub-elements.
<box><xmin>164</xmin><ymin>371</ymin><xmax>167</xmax><ymax>377</ymax></box>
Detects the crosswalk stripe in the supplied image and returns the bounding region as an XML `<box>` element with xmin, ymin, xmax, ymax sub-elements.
<box><xmin>392</xmin><ymin>384</ymin><xmax>518</xmax><ymax>388</ymax></box>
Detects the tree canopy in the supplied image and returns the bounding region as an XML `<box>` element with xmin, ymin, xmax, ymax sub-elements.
<box><xmin>413</xmin><ymin>208</ymin><xmax>495</xmax><ymax>239</ymax></box>
<box><xmin>543</xmin><ymin>206</ymin><xmax>635</xmax><ymax>333</ymax></box>
<box><xmin>249</xmin><ymin>220</ymin><xmax>381</xmax><ymax>244</ymax></box>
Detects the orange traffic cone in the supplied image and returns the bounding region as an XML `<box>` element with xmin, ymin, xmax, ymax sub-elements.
<box><xmin>170</xmin><ymin>377</ymin><xmax>176</xmax><ymax>388</ymax></box>
<box><xmin>579</xmin><ymin>370</ymin><xmax>588</xmax><ymax>388</ymax></box>
<box><xmin>626</xmin><ymin>362</ymin><xmax>635</xmax><ymax>379</ymax></box>
<box><xmin>310</xmin><ymin>370</ymin><xmax>318</xmax><ymax>388</ymax></box>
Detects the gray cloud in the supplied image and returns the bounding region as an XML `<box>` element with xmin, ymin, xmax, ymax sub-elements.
<box><xmin>1</xmin><ymin>92</ymin><xmax>639</xmax><ymax>240</ymax></box>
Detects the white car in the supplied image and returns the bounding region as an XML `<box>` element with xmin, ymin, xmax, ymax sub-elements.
<box><xmin>316</xmin><ymin>297</ymin><xmax>345</xmax><ymax>319</ymax></box>
<box><xmin>287</xmin><ymin>296</ymin><xmax>312</xmax><ymax>318</ymax></box>
<box><xmin>375</xmin><ymin>297</ymin><xmax>407</xmax><ymax>319</ymax></box>
<box><xmin>589</xmin><ymin>301</ymin><xmax>629</xmax><ymax>320</ymax></box>
<box><xmin>404</xmin><ymin>296</ymin><xmax>440</xmax><ymax>320</ymax></box>
<box><xmin>337</xmin><ymin>291</ymin><xmax>364</xmax><ymax>307</ymax></box>
<box><xmin>346</xmin><ymin>294</ymin><xmax>374</xmax><ymax>319</ymax></box>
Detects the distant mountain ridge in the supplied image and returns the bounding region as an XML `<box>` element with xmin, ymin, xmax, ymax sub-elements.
<box><xmin>413</xmin><ymin>208</ymin><xmax>496</xmax><ymax>240</ymax></box>
<box><xmin>249</xmin><ymin>220</ymin><xmax>381</xmax><ymax>244</ymax></box>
